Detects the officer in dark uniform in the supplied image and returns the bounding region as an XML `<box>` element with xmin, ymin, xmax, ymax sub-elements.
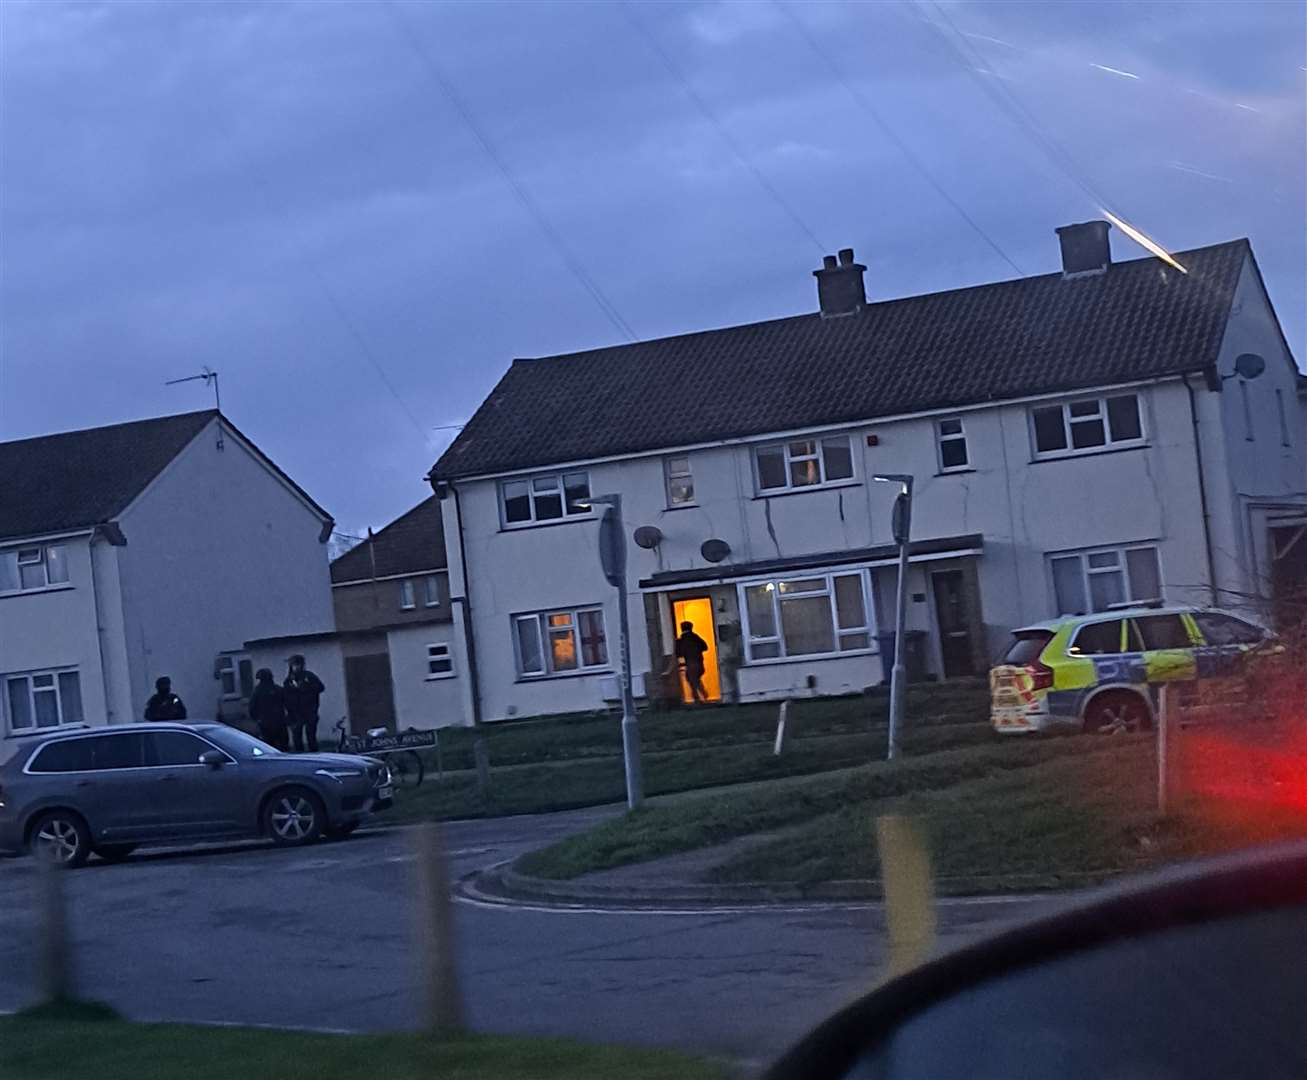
<box><xmin>144</xmin><ymin>676</ymin><xmax>187</xmax><ymax>721</ymax></box>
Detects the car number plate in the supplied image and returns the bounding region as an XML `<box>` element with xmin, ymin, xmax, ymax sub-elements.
<box><xmin>377</xmin><ymin>785</ymin><xmax>393</xmax><ymax>800</ymax></box>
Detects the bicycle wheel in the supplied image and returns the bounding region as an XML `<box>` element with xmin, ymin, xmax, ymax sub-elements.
<box><xmin>388</xmin><ymin>750</ymin><xmax>424</xmax><ymax>789</ymax></box>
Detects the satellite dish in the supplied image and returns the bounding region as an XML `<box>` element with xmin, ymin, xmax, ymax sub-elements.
<box><xmin>701</xmin><ymin>538</ymin><xmax>731</xmax><ymax>564</ymax></box>
<box><xmin>1234</xmin><ymin>353</ymin><xmax>1266</xmax><ymax>381</ymax></box>
<box><xmin>633</xmin><ymin>525</ymin><xmax>663</xmax><ymax>550</ymax></box>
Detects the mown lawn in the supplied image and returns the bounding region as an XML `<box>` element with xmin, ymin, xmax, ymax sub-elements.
<box><xmin>514</xmin><ymin>734</ymin><xmax>1120</xmax><ymax>879</ymax></box>
<box><xmin>0</xmin><ymin>1010</ymin><xmax>728</xmax><ymax>1080</ymax></box>
<box><xmin>517</xmin><ymin>732</ymin><xmax>1307</xmax><ymax>890</ymax></box>
<box><xmin>386</xmin><ymin>713</ymin><xmax>997</xmax><ymax>822</ymax></box>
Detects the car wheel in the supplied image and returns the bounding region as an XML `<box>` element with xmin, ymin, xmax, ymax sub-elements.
<box><xmin>1084</xmin><ymin>691</ymin><xmax>1152</xmax><ymax>734</ymax></box>
<box><xmin>263</xmin><ymin>788</ymin><xmax>325</xmax><ymax>846</ymax></box>
<box><xmin>29</xmin><ymin>810</ymin><xmax>91</xmax><ymax>868</ymax></box>
<box><xmin>94</xmin><ymin>844</ymin><xmax>138</xmax><ymax>863</ymax></box>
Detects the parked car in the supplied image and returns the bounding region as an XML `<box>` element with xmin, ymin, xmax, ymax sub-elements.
<box><xmin>990</xmin><ymin>604</ymin><xmax>1274</xmax><ymax>734</ymax></box>
<box><xmin>0</xmin><ymin>722</ymin><xmax>392</xmax><ymax>867</ymax></box>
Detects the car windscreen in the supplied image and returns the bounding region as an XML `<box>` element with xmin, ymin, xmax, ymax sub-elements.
<box><xmin>202</xmin><ymin>727</ymin><xmax>279</xmax><ymax>758</ymax></box>
<box><xmin>1003</xmin><ymin>631</ymin><xmax>1054</xmax><ymax>666</ymax></box>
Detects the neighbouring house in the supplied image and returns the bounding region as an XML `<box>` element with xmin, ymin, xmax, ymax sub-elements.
<box><xmin>318</xmin><ymin>497</ymin><xmax>464</xmax><ymax>734</ymax></box>
<box><xmin>0</xmin><ymin>410</ymin><xmax>336</xmax><ymax>753</ymax></box>
<box><xmin>429</xmin><ymin>221</ymin><xmax>1306</xmax><ymax>721</ymax></box>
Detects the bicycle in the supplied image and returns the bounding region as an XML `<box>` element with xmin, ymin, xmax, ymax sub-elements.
<box><xmin>334</xmin><ymin>717</ymin><xmax>427</xmax><ymax>789</ymax></box>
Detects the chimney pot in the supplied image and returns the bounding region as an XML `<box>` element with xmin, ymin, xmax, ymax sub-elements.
<box><xmin>812</xmin><ymin>247</ymin><xmax>867</xmax><ymax>318</ymax></box>
<box><xmin>1056</xmin><ymin>220</ymin><xmax>1112</xmax><ymax>277</ymax></box>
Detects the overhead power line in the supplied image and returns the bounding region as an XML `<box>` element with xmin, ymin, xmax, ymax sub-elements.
<box><xmin>382</xmin><ymin>1</ymin><xmax>638</xmax><ymax>343</ymax></box>
<box><xmin>622</xmin><ymin>5</ymin><xmax>828</xmax><ymax>256</ymax></box>
<box><xmin>776</xmin><ymin>1</ymin><xmax>1025</xmax><ymax>278</ymax></box>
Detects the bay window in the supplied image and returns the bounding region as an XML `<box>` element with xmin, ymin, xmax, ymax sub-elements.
<box><xmin>740</xmin><ymin>570</ymin><xmax>873</xmax><ymax>661</ymax></box>
<box><xmin>514</xmin><ymin>605</ymin><xmax>609</xmax><ymax>677</ymax></box>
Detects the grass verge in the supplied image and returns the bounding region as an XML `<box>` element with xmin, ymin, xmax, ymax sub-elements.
<box><xmin>386</xmin><ymin>719</ymin><xmax>999</xmax><ymax>823</ymax></box>
<box><xmin>0</xmin><ymin>1015</ymin><xmax>729</xmax><ymax>1080</ymax></box>
<box><xmin>514</xmin><ymin>734</ymin><xmax>1123</xmax><ymax>879</ymax></box>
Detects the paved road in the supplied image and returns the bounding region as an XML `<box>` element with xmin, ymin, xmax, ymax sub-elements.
<box><xmin>0</xmin><ymin>808</ymin><xmax>1061</xmax><ymax>1065</ymax></box>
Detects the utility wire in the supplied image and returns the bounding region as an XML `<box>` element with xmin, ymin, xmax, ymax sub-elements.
<box><xmin>621</xmin><ymin>5</ymin><xmax>828</xmax><ymax>256</ymax></box>
<box><xmin>382</xmin><ymin>1</ymin><xmax>638</xmax><ymax>343</ymax></box>
<box><xmin>775</xmin><ymin>1</ymin><xmax>1024</xmax><ymax>278</ymax></box>
<box><xmin>911</xmin><ymin>0</ymin><xmax>1114</xmax><ymax>213</ymax></box>
<box><xmin>310</xmin><ymin>266</ymin><xmax>432</xmax><ymax>444</ymax></box>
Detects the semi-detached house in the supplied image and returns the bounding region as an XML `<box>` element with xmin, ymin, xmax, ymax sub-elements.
<box><xmin>0</xmin><ymin>411</ymin><xmax>336</xmax><ymax>753</ymax></box>
<box><xmin>429</xmin><ymin>222</ymin><xmax>1307</xmax><ymax>723</ymax></box>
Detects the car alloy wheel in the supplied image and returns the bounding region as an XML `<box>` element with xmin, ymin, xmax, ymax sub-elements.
<box><xmin>270</xmin><ymin>794</ymin><xmax>318</xmax><ymax>842</ymax></box>
<box><xmin>34</xmin><ymin>817</ymin><xmax>84</xmax><ymax>865</ymax></box>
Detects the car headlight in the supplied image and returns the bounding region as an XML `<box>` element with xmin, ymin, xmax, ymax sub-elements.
<box><xmin>315</xmin><ymin>768</ymin><xmax>364</xmax><ymax>782</ymax></box>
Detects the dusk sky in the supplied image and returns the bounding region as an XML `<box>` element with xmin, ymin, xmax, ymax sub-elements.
<box><xmin>2</xmin><ymin>1</ymin><xmax>1303</xmax><ymax>538</ymax></box>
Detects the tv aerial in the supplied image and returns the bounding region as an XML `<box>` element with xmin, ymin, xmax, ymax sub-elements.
<box><xmin>166</xmin><ymin>366</ymin><xmax>223</xmax><ymax>449</ymax></box>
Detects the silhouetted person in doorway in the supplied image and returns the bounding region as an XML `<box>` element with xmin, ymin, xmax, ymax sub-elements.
<box><xmin>248</xmin><ymin>668</ymin><xmax>289</xmax><ymax>750</ymax></box>
<box><xmin>676</xmin><ymin>621</ymin><xmax>710</xmax><ymax>704</ymax></box>
<box><xmin>283</xmin><ymin>654</ymin><xmax>325</xmax><ymax>752</ymax></box>
<box><xmin>144</xmin><ymin>676</ymin><xmax>187</xmax><ymax>721</ymax></box>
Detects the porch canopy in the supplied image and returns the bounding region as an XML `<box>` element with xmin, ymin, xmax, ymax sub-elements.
<box><xmin>638</xmin><ymin>533</ymin><xmax>983</xmax><ymax>590</ymax></box>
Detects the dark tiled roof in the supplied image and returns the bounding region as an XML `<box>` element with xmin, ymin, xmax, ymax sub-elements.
<box><xmin>0</xmin><ymin>411</ymin><xmax>216</xmax><ymax>542</ymax></box>
<box><xmin>432</xmin><ymin>240</ymin><xmax>1249</xmax><ymax>480</ymax></box>
<box><xmin>330</xmin><ymin>496</ymin><xmax>447</xmax><ymax>583</ymax></box>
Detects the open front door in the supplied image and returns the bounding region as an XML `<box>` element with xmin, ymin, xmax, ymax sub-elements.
<box><xmin>671</xmin><ymin>597</ymin><xmax>721</xmax><ymax>704</ymax></box>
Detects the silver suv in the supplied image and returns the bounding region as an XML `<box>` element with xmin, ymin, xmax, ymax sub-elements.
<box><xmin>0</xmin><ymin>723</ymin><xmax>392</xmax><ymax>866</ymax></box>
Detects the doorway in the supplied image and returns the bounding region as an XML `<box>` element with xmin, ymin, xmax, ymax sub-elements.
<box><xmin>344</xmin><ymin>653</ymin><xmax>397</xmax><ymax>734</ymax></box>
<box><xmin>931</xmin><ymin>570</ymin><xmax>977</xmax><ymax>678</ymax></box>
<box><xmin>671</xmin><ymin>597</ymin><xmax>721</xmax><ymax>704</ymax></box>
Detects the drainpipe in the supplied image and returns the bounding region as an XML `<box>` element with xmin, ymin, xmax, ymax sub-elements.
<box><xmin>441</xmin><ymin>481</ymin><xmax>490</xmax><ymax>794</ymax></box>
<box><xmin>88</xmin><ymin>531</ymin><xmax>114</xmax><ymax>724</ymax></box>
<box><xmin>1184</xmin><ymin>375</ymin><xmax>1219</xmax><ymax>607</ymax></box>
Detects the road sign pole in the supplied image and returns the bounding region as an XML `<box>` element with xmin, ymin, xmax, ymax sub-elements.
<box><xmin>596</xmin><ymin>497</ymin><xmax>643</xmax><ymax>810</ymax></box>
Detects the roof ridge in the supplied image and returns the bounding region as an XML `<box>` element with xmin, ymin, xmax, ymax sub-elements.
<box><xmin>0</xmin><ymin>408</ymin><xmax>218</xmax><ymax>448</ymax></box>
<box><xmin>512</xmin><ymin>238</ymin><xmax>1251</xmax><ymax>368</ymax></box>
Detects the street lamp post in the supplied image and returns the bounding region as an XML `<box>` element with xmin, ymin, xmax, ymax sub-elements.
<box><xmin>585</xmin><ymin>493</ymin><xmax>644</xmax><ymax>810</ymax></box>
<box><xmin>874</xmin><ymin>474</ymin><xmax>914</xmax><ymax>761</ymax></box>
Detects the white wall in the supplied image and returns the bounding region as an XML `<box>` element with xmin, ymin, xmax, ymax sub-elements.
<box><xmin>386</xmin><ymin>623</ymin><xmax>467</xmax><ymax>729</ymax></box>
<box><xmin>116</xmin><ymin>417</ymin><xmax>335</xmax><ymax>722</ymax></box>
<box><xmin>1204</xmin><ymin>256</ymin><xmax>1307</xmax><ymax>617</ymax></box>
<box><xmin>448</xmin><ymin>372</ymin><xmax>1224</xmax><ymax>718</ymax></box>
<box><xmin>245</xmin><ymin>639</ymin><xmax>347</xmax><ymax>739</ymax></box>
<box><xmin>0</xmin><ymin>535</ymin><xmax>107</xmax><ymax>754</ymax></box>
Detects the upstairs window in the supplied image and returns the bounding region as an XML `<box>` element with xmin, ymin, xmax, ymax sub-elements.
<box><xmin>664</xmin><ymin>456</ymin><xmax>695</xmax><ymax>506</ymax></box>
<box><xmin>0</xmin><ymin>544</ymin><xmax>69</xmax><ymax>593</ymax></box>
<box><xmin>1031</xmin><ymin>394</ymin><xmax>1143</xmax><ymax>457</ymax></box>
<box><xmin>936</xmin><ymin>418</ymin><xmax>969</xmax><ymax>471</ymax></box>
<box><xmin>755</xmin><ymin>436</ymin><xmax>854</xmax><ymax>493</ymax></box>
<box><xmin>423</xmin><ymin>575</ymin><xmax>440</xmax><ymax>607</ymax></box>
<box><xmin>400</xmin><ymin>580</ymin><xmax>416</xmax><ymax>610</ymax></box>
<box><xmin>500</xmin><ymin>471</ymin><xmax>591</xmax><ymax>527</ymax></box>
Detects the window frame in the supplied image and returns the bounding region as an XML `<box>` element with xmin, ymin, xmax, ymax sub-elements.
<box><xmin>4</xmin><ymin>667</ymin><xmax>85</xmax><ymax>734</ymax></box>
<box><xmin>425</xmin><ymin>642</ymin><xmax>455</xmax><ymax>679</ymax></box>
<box><xmin>1048</xmin><ymin>543</ymin><xmax>1164</xmax><ymax>616</ymax></box>
<box><xmin>498</xmin><ymin>470</ymin><xmax>593</xmax><ymax>529</ymax></box>
<box><xmin>753</xmin><ymin>434</ymin><xmax>857</xmax><ymax>495</ymax></box>
<box><xmin>935</xmin><ymin>417</ymin><xmax>970</xmax><ymax>473</ymax></box>
<box><xmin>399</xmin><ymin>579</ymin><xmax>416</xmax><ymax>610</ymax></box>
<box><xmin>423</xmin><ymin>575</ymin><xmax>440</xmax><ymax>608</ymax></box>
<box><xmin>738</xmin><ymin>568</ymin><xmax>875</xmax><ymax>664</ymax></box>
<box><xmin>1</xmin><ymin>543</ymin><xmax>71</xmax><ymax>594</ymax></box>
<box><xmin>664</xmin><ymin>456</ymin><xmax>696</xmax><ymax>508</ymax></box>
<box><xmin>511</xmin><ymin>604</ymin><xmax>610</xmax><ymax>679</ymax></box>
<box><xmin>1029</xmin><ymin>393</ymin><xmax>1146</xmax><ymax>460</ymax></box>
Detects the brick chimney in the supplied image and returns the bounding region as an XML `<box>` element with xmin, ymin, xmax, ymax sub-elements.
<box><xmin>813</xmin><ymin>247</ymin><xmax>867</xmax><ymax>318</ymax></box>
<box><xmin>1056</xmin><ymin>220</ymin><xmax>1112</xmax><ymax>277</ymax></box>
